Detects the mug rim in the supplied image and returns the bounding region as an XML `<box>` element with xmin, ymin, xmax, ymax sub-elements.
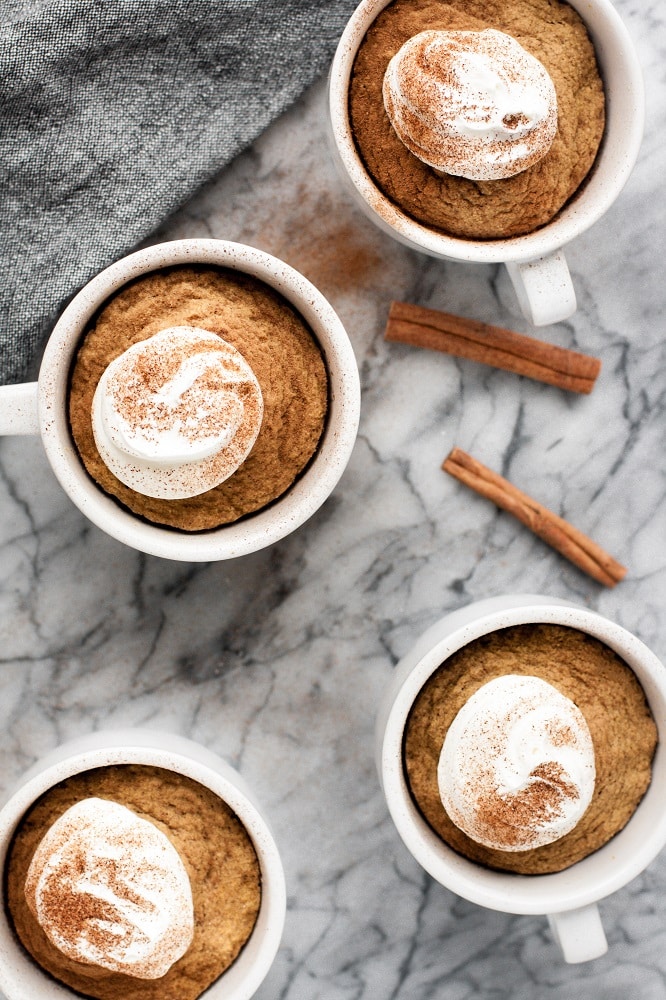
<box><xmin>328</xmin><ymin>0</ymin><xmax>645</xmax><ymax>264</ymax></box>
<box><xmin>0</xmin><ymin>729</ymin><xmax>287</xmax><ymax>1000</ymax></box>
<box><xmin>38</xmin><ymin>238</ymin><xmax>361</xmax><ymax>561</ymax></box>
<box><xmin>378</xmin><ymin>595</ymin><xmax>666</xmax><ymax>915</ymax></box>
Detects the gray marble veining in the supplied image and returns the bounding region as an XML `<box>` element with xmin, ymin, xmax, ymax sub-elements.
<box><xmin>1</xmin><ymin>1</ymin><xmax>665</xmax><ymax>995</ymax></box>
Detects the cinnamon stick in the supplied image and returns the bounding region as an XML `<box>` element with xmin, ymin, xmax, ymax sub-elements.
<box><xmin>442</xmin><ymin>447</ymin><xmax>627</xmax><ymax>587</ymax></box>
<box><xmin>385</xmin><ymin>301</ymin><xmax>601</xmax><ymax>394</ymax></box>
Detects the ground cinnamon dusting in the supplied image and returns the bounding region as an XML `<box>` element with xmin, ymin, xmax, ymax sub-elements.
<box><xmin>383</xmin><ymin>29</ymin><xmax>557</xmax><ymax>179</ymax></box>
<box><xmin>111</xmin><ymin>338</ymin><xmax>259</xmax><ymax>448</ymax></box>
<box><xmin>474</xmin><ymin>761</ymin><xmax>579</xmax><ymax>850</ymax></box>
<box><xmin>403</xmin><ymin>624</ymin><xmax>657</xmax><ymax>874</ymax></box>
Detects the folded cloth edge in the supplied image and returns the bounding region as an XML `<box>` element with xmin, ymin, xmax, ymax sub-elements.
<box><xmin>0</xmin><ymin>0</ymin><xmax>358</xmax><ymax>386</ymax></box>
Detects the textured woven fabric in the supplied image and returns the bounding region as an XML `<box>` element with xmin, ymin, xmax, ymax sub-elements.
<box><xmin>0</xmin><ymin>0</ymin><xmax>357</xmax><ymax>385</ymax></box>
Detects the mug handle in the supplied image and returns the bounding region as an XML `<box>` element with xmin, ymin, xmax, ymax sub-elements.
<box><xmin>547</xmin><ymin>904</ymin><xmax>608</xmax><ymax>963</ymax></box>
<box><xmin>0</xmin><ymin>383</ymin><xmax>40</xmax><ymax>436</ymax></box>
<box><xmin>505</xmin><ymin>250</ymin><xmax>577</xmax><ymax>327</ymax></box>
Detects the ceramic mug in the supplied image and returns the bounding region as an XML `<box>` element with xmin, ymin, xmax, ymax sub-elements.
<box><xmin>0</xmin><ymin>238</ymin><xmax>361</xmax><ymax>561</ymax></box>
<box><xmin>0</xmin><ymin>729</ymin><xmax>287</xmax><ymax>999</ymax></box>
<box><xmin>328</xmin><ymin>0</ymin><xmax>644</xmax><ymax>326</ymax></box>
<box><xmin>376</xmin><ymin>594</ymin><xmax>666</xmax><ymax>963</ymax></box>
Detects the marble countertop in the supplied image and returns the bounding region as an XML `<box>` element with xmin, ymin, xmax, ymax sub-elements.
<box><xmin>1</xmin><ymin>1</ymin><xmax>665</xmax><ymax>996</ymax></box>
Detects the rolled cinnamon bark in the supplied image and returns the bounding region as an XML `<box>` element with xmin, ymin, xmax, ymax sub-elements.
<box><xmin>386</xmin><ymin>302</ymin><xmax>601</xmax><ymax>394</ymax></box>
<box><xmin>442</xmin><ymin>447</ymin><xmax>626</xmax><ymax>587</ymax></box>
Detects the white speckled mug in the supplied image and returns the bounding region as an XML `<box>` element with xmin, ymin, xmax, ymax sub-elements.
<box><xmin>0</xmin><ymin>729</ymin><xmax>287</xmax><ymax>1000</ymax></box>
<box><xmin>328</xmin><ymin>0</ymin><xmax>644</xmax><ymax>326</ymax></box>
<box><xmin>0</xmin><ymin>239</ymin><xmax>360</xmax><ymax>561</ymax></box>
<box><xmin>376</xmin><ymin>595</ymin><xmax>666</xmax><ymax>963</ymax></box>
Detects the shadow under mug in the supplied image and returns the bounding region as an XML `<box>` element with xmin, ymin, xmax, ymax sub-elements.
<box><xmin>328</xmin><ymin>0</ymin><xmax>644</xmax><ymax>326</ymax></box>
<box><xmin>0</xmin><ymin>239</ymin><xmax>361</xmax><ymax>561</ymax></box>
<box><xmin>0</xmin><ymin>729</ymin><xmax>287</xmax><ymax>1000</ymax></box>
<box><xmin>376</xmin><ymin>595</ymin><xmax>666</xmax><ymax>963</ymax></box>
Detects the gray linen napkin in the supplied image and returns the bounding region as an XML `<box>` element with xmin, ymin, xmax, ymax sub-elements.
<box><xmin>0</xmin><ymin>0</ymin><xmax>357</xmax><ymax>386</ymax></box>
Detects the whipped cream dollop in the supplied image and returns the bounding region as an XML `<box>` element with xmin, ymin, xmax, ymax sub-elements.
<box><xmin>438</xmin><ymin>674</ymin><xmax>595</xmax><ymax>851</ymax></box>
<box><xmin>383</xmin><ymin>28</ymin><xmax>558</xmax><ymax>180</ymax></box>
<box><xmin>24</xmin><ymin>797</ymin><xmax>194</xmax><ymax>979</ymax></box>
<box><xmin>92</xmin><ymin>326</ymin><xmax>263</xmax><ymax>499</ymax></box>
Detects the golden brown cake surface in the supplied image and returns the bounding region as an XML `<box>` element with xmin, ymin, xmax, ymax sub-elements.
<box><xmin>68</xmin><ymin>266</ymin><xmax>329</xmax><ymax>531</ymax></box>
<box><xmin>5</xmin><ymin>764</ymin><xmax>261</xmax><ymax>1000</ymax></box>
<box><xmin>404</xmin><ymin>624</ymin><xmax>657</xmax><ymax>874</ymax></box>
<box><xmin>349</xmin><ymin>0</ymin><xmax>605</xmax><ymax>238</ymax></box>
